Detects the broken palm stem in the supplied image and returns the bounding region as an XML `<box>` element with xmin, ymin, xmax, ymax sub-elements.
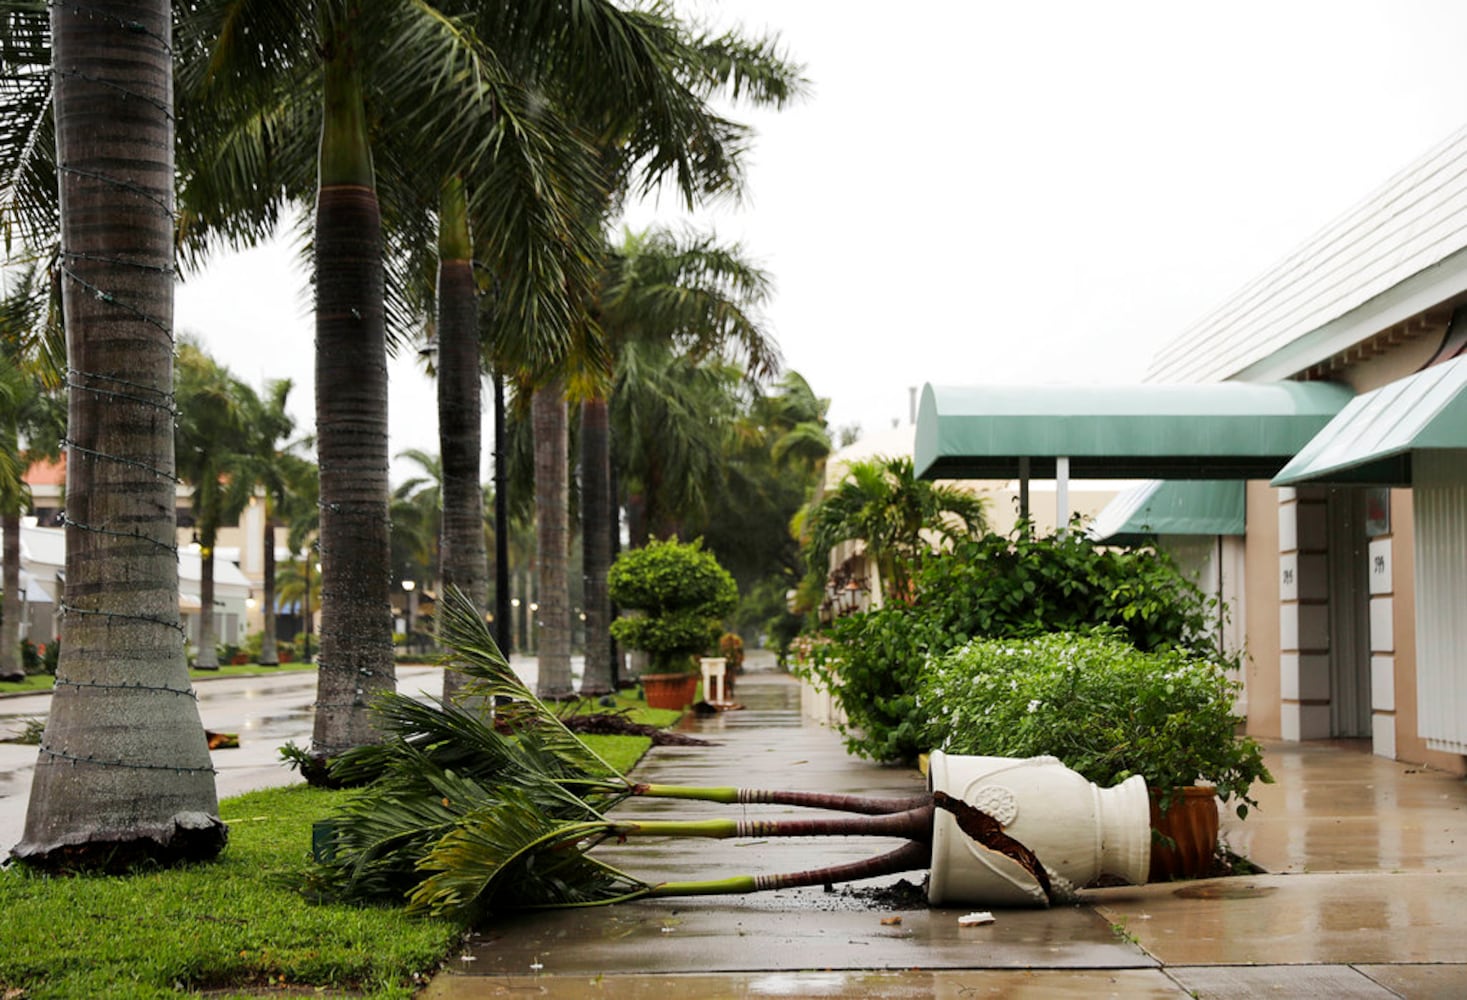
<box><xmin>318</xmin><ymin>589</ymin><xmax>1069</xmax><ymax>918</ymax></box>
<box><xmin>629</xmin><ymin>784</ymin><xmax>931</xmax><ymax>815</ymax></box>
<box><xmin>630</xmin><ymin>840</ymin><xmax>934</xmax><ymax>901</ymax></box>
<box><xmin>609</xmin><ymin>802</ymin><xmax>935</xmax><ymax>843</ymax></box>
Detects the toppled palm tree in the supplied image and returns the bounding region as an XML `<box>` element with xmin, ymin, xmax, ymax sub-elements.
<box><xmin>307</xmin><ymin>588</ymin><xmax>1061</xmax><ymax>920</ymax></box>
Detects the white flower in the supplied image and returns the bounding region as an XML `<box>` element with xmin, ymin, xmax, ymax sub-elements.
<box><xmin>1027</xmin><ymin>699</ymin><xmax>1042</xmax><ymax>713</ymax></box>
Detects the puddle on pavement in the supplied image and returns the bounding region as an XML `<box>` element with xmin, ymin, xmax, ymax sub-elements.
<box><xmin>1173</xmin><ymin>882</ymin><xmax>1278</xmax><ymax>900</ymax></box>
<box><xmin>196</xmin><ymin>684</ymin><xmax>312</xmax><ymax>703</ymax></box>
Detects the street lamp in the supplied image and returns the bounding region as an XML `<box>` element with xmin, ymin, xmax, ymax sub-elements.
<box><xmin>402</xmin><ymin>580</ymin><xmax>416</xmax><ymax>652</ymax></box>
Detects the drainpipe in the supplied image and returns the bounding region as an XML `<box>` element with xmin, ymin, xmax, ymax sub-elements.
<box><xmin>1055</xmin><ymin>456</ymin><xmax>1070</xmax><ymax>535</ymax></box>
<box><xmin>1018</xmin><ymin>457</ymin><xmax>1031</xmax><ymax>525</ymax></box>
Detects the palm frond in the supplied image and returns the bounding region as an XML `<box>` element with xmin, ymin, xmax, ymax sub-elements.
<box><xmin>407</xmin><ymin>787</ymin><xmax>643</xmax><ymax>918</ymax></box>
<box><xmin>0</xmin><ymin>4</ymin><xmax>56</xmax><ymax>253</ymax></box>
<box><xmin>435</xmin><ymin>586</ymin><xmax>624</xmax><ymax>779</ymax></box>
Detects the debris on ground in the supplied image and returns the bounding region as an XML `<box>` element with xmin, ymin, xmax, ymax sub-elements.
<box><xmin>205</xmin><ymin>731</ymin><xmax>240</xmax><ymax>749</ymax></box>
<box><xmin>504</xmin><ymin>712</ymin><xmax>715</xmax><ymax>747</ymax></box>
<box><xmin>830</xmin><ymin>878</ymin><xmax>929</xmax><ymax>911</ymax></box>
<box><xmin>958</xmin><ymin>911</ymin><xmax>996</xmax><ymax>926</ymax></box>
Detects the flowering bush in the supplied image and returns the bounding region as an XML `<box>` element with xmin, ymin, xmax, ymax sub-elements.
<box><xmin>796</xmin><ymin>524</ymin><xmax>1220</xmax><ymax>762</ymax></box>
<box><xmin>918</xmin><ymin>630</ymin><xmax>1271</xmax><ymax>817</ymax></box>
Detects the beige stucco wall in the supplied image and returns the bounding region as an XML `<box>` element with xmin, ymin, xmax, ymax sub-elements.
<box><xmin>1243</xmin><ymin>479</ymin><xmax>1282</xmax><ymax>739</ymax></box>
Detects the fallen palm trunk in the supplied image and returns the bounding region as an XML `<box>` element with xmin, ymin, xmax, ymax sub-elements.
<box><xmin>307</xmin><ymin>589</ymin><xmax>1149</xmax><ymax>919</ymax></box>
<box><xmin>630</xmin><ymin>784</ymin><xmax>932</xmax><ymax>815</ymax></box>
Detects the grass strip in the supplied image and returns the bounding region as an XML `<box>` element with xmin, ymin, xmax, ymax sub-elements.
<box><xmin>1</xmin><ymin>661</ymin><xmax>323</xmax><ymax>697</ymax></box>
<box><xmin>0</xmin><ymin>732</ymin><xmax>659</xmax><ymax>999</ymax></box>
<box><xmin>0</xmin><ymin>785</ymin><xmax>461</xmax><ymax>999</ymax></box>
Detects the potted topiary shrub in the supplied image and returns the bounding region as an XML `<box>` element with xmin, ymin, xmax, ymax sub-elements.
<box><xmin>608</xmin><ymin>538</ymin><xmax>738</xmax><ymax>711</ymax></box>
<box><xmin>917</xmin><ymin>629</ymin><xmax>1273</xmax><ymax>880</ymax></box>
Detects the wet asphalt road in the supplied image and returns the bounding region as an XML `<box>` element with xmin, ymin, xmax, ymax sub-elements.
<box><xmin>0</xmin><ymin>663</ymin><xmax>445</xmax><ymax>855</ymax></box>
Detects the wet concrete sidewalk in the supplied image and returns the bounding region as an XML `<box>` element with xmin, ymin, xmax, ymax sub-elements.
<box><xmin>424</xmin><ymin>672</ymin><xmax>1467</xmax><ymax>999</ymax></box>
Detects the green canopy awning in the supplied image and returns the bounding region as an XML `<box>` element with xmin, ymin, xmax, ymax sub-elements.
<box><xmin>915</xmin><ymin>381</ymin><xmax>1353</xmax><ymax>481</ymax></box>
<box><xmin>1272</xmin><ymin>357</ymin><xmax>1467</xmax><ymax>486</ymax></box>
<box><xmin>1089</xmin><ymin>480</ymin><xmax>1246</xmax><ymax>546</ymax></box>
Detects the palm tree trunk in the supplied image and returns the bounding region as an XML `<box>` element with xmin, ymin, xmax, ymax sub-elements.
<box><xmin>195</xmin><ymin>536</ymin><xmax>220</xmax><ymax>669</ymax></box>
<box><xmin>17</xmin><ymin>0</ymin><xmax>225</xmax><ymax>868</ymax></box>
<box><xmin>1</xmin><ymin>511</ymin><xmax>23</xmax><ymax>682</ymax></box>
<box><xmin>578</xmin><ymin>396</ymin><xmax>613</xmax><ymax>696</ymax></box>
<box><xmin>259</xmin><ymin>502</ymin><xmax>279</xmax><ymax>665</ymax></box>
<box><xmin>436</xmin><ymin>177</ymin><xmax>487</xmax><ymax>702</ymax></box>
<box><xmin>310</xmin><ymin>27</ymin><xmax>395</xmax><ymax>766</ymax></box>
<box><xmin>646</xmin><ymin>840</ymin><xmax>933</xmax><ymax>900</ymax></box>
<box><xmin>532</xmin><ymin>378</ymin><xmax>573</xmax><ymax>699</ymax></box>
<box><xmin>493</xmin><ymin>374</ymin><xmax>512</xmax><ymax>654</ymax></box>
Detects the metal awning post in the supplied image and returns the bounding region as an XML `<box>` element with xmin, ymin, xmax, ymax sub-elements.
<box><xmin>1018</xmin><ymin>456</ymin><xmax>1031</xmax><ymax>523</ymax></box>
<box><xmin>1056</xmin><ymin>456</ymin><xmax>1070</xmax><ymax>535</ymax></box>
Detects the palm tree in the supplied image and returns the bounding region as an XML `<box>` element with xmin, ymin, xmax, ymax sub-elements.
<box><xmin>798</xmin><ymin>456</ymin><xmax>989</xmax><ymax>609</ymax></box>
<box><xmin>612</xmin><ymin>340</ymin><xmax>746</xmax><ymax>547</ymax></box>
<box><xmin>0</xmin><ymin>352</ymin><xmax>33</xmax><ymax>684</ymax></box>
<box><xmin>390</xmin><ymin>447</ymin><xmax>443</xmax><ymax>656</ymax></box>
<box><xmin>278</xmin><ymin>455</ymin><xmax>321</xmax><ymax>662</ymax></box>
<box><xmin>419</xmin><ymin>20</ymin><xmax>803</xmax><ymax>700</ymax></box>
<box><xmin>0</xmin><ymin>259</ymin><xmax>64</xmax><ymax>683</ymax></box>
<box><xmin>237</xmin><ymin>378</ymin><xmax>303</xmax><ymax>666</ymax></box>
<box><xmin>580</xmin><ymin>228</ymin><xmax>779</xmax><ymax>692</ymax></box>
<box><xmin>700</xmin><ymin>370</ymin><xmax>831</xmax><ymax>594</ymax></box>
<box><xmin>433</xmin><ymin>177</ymin><xmax>487</xmax><ymax>700</ymax></box>
<box><xmin>174</xmin><ymin>341</ymin><xmax>252</xmax><ymax>670</ymax></box>
<box><xmin>531</xmin><ymin>376</ymin><xmax>574</xmax><ymax>700</ymax></box>
<box><xmin>274</xmin><ymin>556</ymin><xmax>322</xmax><ymax>657</ymax></box>
<box><xmin>391</xmin><ymin>447</ymin><xmax>443</xmax><ymax>590</ymax></box>
<box><xmin>14</xmin><ymin>0</ymin><xmax>225</xmax><ymax>869</ymax></box>
<box><xmin>176</xmin><ymin>0</ymin><xmax>760</xmax><ymax>767</ymax></box>
<box><xmin>303</xmin><ymin>589</ymin><xmax>1060</xmax><ymax>919</ymax></box>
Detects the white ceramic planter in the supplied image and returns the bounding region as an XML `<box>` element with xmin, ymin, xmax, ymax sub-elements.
<box><xmin>927</xmin><ymin>751</ymin><xmax>1151</xmax><ymax>907</ymax></box>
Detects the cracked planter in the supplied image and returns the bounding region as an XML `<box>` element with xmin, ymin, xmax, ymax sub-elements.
<box><xmin>927</xmin><ymin>751</ymin><xmax>1151</xmax><ymax>907</ymax></box>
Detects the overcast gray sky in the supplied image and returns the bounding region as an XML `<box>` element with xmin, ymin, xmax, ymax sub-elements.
<box><xmin>176</xmin><ymin>0</ymin><xmax>1467</xmax><ymax>481</ymax></box>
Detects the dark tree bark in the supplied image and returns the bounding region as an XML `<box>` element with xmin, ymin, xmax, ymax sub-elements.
<box><xmin>436</xmin><ymin>178</ymin><xmax>488</xmax><ymax>701</ymax></box>
<box><xmin>309</xmin><ymin>37</ymin><xmax>395</xmax><ymax>765</ymax></box>
<box><xmin>16</xmin><ymin>0</ymin><xmax>226</xmax><ymax>868</ymax></box>
<box><xmin>259</xmin><ymin>504</ymin><xmax>279</xmax><ymax>665</ymax></box>
<box><xmin>1</xmin><ymin>512</ymin><xmax>23</xmax><ymax>682</ymax></box>
<box><xmin>532</xmin><ymin>378</ymin><xmax>573</xmax><ymax>699</ymax></box>
<box><xmin>578</xmin><ymin>396</ymin><xmax>613</xmax><ymax>695</ymax></box>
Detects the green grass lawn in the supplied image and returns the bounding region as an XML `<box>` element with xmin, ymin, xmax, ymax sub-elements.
<box><xmin>0</xmin><ymin>785</ymin><xmax>462</xmax><ymax>999</ymax></box>
<box><xmin>0</xmin><ymin>726</ymin><xmax>662</xmax><ymax>998</ymax></box>
<box><xmin>0</xmin><ymin>660</ymin><xmax>323</xmax><ymax>697</ymax></box>
<box><xmin>0</xmin><ymin>672</ymin><xmax>671</xmax><ymax>995</ymax></box>
<box><xmin>0</xmin><ymin>673</ymin><xmax>54</xmax><ymax>695</ymax></box>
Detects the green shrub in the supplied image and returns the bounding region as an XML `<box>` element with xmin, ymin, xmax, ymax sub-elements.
<box><xmin>798</xmin><ymin>523</ymin><xmax>1221</xmax><ymax>762</ymax></box>
<box><xmin>608</xmin><ymin>538</ymin><xmax>738</xmax><ymax>673</ymax></box>
<box><xmin>918</xmin><ymin>630</ymin><xmax>1271</xmax><ymax>817</ymax></box>
<box><xmin>718</xmin><ymin>631</ymin><xmax>745</xmax><ymax>670</ymax></box>
<box><xmin>20</xmin><ymin>638</ymin><xmax>58</xmax><ymax>676</ymax></box>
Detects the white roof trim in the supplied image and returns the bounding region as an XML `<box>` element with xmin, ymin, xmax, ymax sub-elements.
<box><xmin>1148</xmin><ymin>123</ymin><xmax>1467</xmax><ymax>383</ymax></box>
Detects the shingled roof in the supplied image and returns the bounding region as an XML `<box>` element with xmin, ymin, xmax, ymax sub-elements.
<box><xmin>1147</xmin><ymin>123</ymin><xmax>1467</xmax><ymax>384</ymax></box>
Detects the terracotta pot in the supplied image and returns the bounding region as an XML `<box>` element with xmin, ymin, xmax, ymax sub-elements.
<box><xmin>641</xmin><ymin>672</ymin><xmax>700</xmax><ymax>711</ymax></box>
<box><xmin>1148</xmin><ymin>786</ymin><xmax>1220</xmax><ymax>880</ymax></box>
<box><xmin>927</xmin><ymin>751</ymin><xmax>1152</xmax><ymax>907</ymax></box>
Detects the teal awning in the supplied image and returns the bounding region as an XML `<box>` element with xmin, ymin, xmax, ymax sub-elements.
<box><xmin>1272</xmin><ymin>357</ymin><xmax>1467</xmax><ymax>486</ymax></box>
<box><xmin>915</xmin><ymin>381</ymin><xmax>1353</xmax><ymax>480</ymax></box>
<box><xmin>1089</xmin><ymin>480</ymin><xmax>1246</xmax><ymax>546</ymax></box>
